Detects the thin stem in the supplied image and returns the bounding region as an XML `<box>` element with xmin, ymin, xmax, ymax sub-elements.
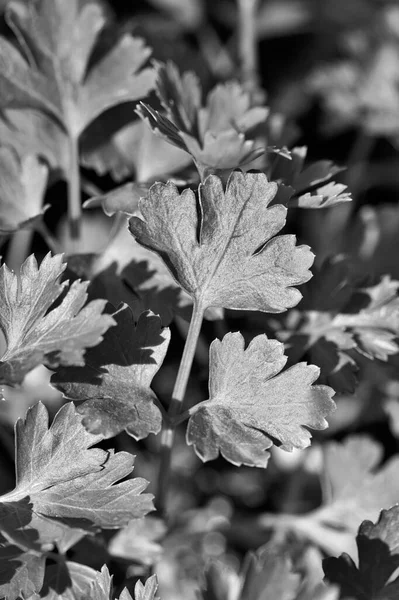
<box><xmin>156</xmin><ymin>301</ymin><xmax>205</xmax><ymax>517</ymax></box>
<box><xmin>67</xmin><ymin>134</ymin><xmax>82</xmax><ymax>243</ymax></box>
<box><xmin>237</xmin><ymin>0</ymin><xmax>261</xmax><ymax>101</ymax></box>
<box><xmin>35</xmin><ymin>221</ymin><xmax>62</xmax><ymax>254</ymax></box>
<box><xmin>5</xmin><ymin>229</ymin><xmax>34</xmax><ymax>271</ymax></box>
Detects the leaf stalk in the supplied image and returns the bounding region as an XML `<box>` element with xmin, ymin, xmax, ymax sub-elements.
<box><xmin>67</xmin><ymin>134</ymin><xmax>82</xmax><ymax>243</ymax></box>
<box><xmin>156</xmin><ymin>301</ymin><xmax>205</xmax><ymax>516</ymax></box>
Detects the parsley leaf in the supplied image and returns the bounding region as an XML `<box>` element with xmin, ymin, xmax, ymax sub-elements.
<box><xmin>136</xmin><ymin>61</ymin><xmax>268</xmax><ymax>177</ymax></box>
<box><xmin>280</xmin><ymin>258</ymin><xmax>399</xmax><ymax>392</ymax></box>
<box><xmin>0</xmin><ymin>535</ymin><xmax>45</xmax><ymax>600</ymax></box>
<box><xmin>0</xmin><ymin>149</ymin><xmax>48</xmax><ymax>233</ymax></box>
<box><xmin>0</xmin><ymin>253</ymin><xmax>116</xmax><ymax>386</ymax></box>
<box><xmin>52</xmin><ymin>306</ymin><xmax>170</xmax><ymax>440</ymax></box>
<box><xmin>187</xmin><ymin>332</ymin><xmax>335</xmax><ymax>467</ymax></box>
<box><xmin>271</xmin><ymin>147</ymin><xmax>351</xmax><ymax>209</ymax></box>
<box><xmin>267</xmin><ymin>436</ymin><xmax>399</xmax><ymax>557</ymax></box>
<box><xmin>129</xmin><ymin>171</ymin><xmax>314</xmax><ymax>316</ymax></box>
<box><xmin>0</xmin><ymin>402</ymin><xmax>154</xmax><ymax>550</ymax></box>
<box><xmin>324</xmin><ymin>505</ymin><xmax>399</xmax><ymax>599</ymax></box>
<box><xmin>0</xmin><ymin>0</ymin><xmax>155</xmax><ymax>138</ymax></box>
<box><xmin>89</xmin><ymin>565</ymin><xmax>159</xmax><ymax>600</ymax></box>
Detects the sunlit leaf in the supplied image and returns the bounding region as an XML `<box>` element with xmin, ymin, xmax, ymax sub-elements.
<box><xmin>187</xmin><ymin>332</ymin><xmax>335</xmax><ymax>467</ymax></box>
<box><xmin>0</xmin><ymin>253</ymin><xmax>116</xmax><ymax>385</ymax></box>
<box><xmin>129</xmin><ymin>170</ymin><xmax>314</xmax><ymax>316</ymax></box>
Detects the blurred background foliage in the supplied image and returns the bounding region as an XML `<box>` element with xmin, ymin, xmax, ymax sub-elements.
<box><xmin>1</xmin><ymin>1</ymin><xmax>399</xmax><ymax>599</ymax></box>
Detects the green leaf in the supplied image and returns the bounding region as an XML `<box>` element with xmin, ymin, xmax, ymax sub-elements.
<box><xmin>0</xmin><ymin>108</ymin><xmax>69</xmax><ymax>175</ymax></box>
<box><xmin>0</xmin><ymin>535</ymin><xmax>45</xmax><ymax>600</ymax></box>
<box><xmin>51</xmin><ymin>306</ymin><xmax>170</xmax><ymax>440</ymax></box>
<box><xmin>0</xmin><ymin>148</ymin><xmax>48</xmax><ymax>233</ymax></box>
<box><xmin>0</xmin><ymin>0</ymin><xmax>155</xmax><ymax>138</ymax></box>
<box><xmin>82</xmin><ymin>118</ymin><xmax>192</xmax><ymax>182</ymax></box>
<box><xmin>109</xmin><ymin>516</ymin><xmax>166</xmax><ymax>566</ymax></box>
<box><xmin>187</xmin><ymin>332</ymin><xmax>335</xmax><ymax>467</ymax></box>
<box><xmin>39</xmin><ymin>560</ymin><xmax>100</xmax><ymax>600</ymax></box>
<box><xmin>280</xmin><ymin>261</ymin><xmax>399</xmax><ymax>392</ymax></box>
<box><xmin>89</xmin><ymin>566</ymin><xmax>159</xmax><ymax>600</ymax></box>
<box><xmin>273</xmin><ymin>436</ymin><xmax>399</xmax><ymax>557</ymax></box>
<box><xmin>0</xmin><ymin>402</ymin><xmax>154</xmax><ymax>551</ymax></box>
<box><xmin>240</xmin><ymin>541</ymin><xmax>301</xmax><ymax>600</ymax></box>
<box><xmin>324</xmin><ymin>505</ymin><xmax>399</xmax><ymax>599</ymax></box>
<box><xmin>0</xmin><ymin>253</ymin><xmax>116</xmax><ymax>386</ymax></box>
<box><xmin>129</xmin><ymin>170</ymin><xmax>314</xmax><ymax>315</ymax></box>
<box><xmin>131</xmin><ymin>575</ymin><xmax>159</xmax><ymax>600</ymax></box>
<box><xmin>136</xmin><ymin>61</ymin><xmax>268</xmax><ymax>175</ymax></box>
<box><xmin>271</xmin><ymin>146</ymin><xmax>351</xmax><ymax>209</ymax></box>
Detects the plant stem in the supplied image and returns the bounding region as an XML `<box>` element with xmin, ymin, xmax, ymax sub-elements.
<box><xmin>67</xmin><ymin>134</ymin><xmax>81</xmax><ymax>244</ymax></box>
<box><xmin>5</xmin><ymin>229</ymin><xmax>34</xmax><ymax>271</ymax></box>
<box><xmin>237</xmin><ymin>0</ymin><xmax>261</xmax><ymax>101</ymax></box>
<box><xmin>35</xmin><ymin>221</ymin><xmax>62</xmax><ymax>254</ymax></box>
<box><xmin>156</xmin><ymin>301</ymin><xmax>205</xmax><ymax>517</ymax></box>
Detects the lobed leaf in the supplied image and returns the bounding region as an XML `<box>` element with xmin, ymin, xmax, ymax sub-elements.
<box><xmin>136</xmin><ymin>61</ymin><xmax>267</xmax><ymax>174</ymax></box>
<box><xmin>187</xmin><ymin>332</ymin><xmax>335</xmax><ymax>467</ymax></box>
<box><xmin>324</xmin><ymin>505</ymin><xmax>399</xmax><ymax>599</ymax></box>
<box><xmin>271</xmin><ymin>146</ymin><xmax>351</xmax><ymax>209</ymax></box>
<box><xmin>281</xmin><ymin>259</ymin><xmax>399</xmax><ymax>393</ymax></box>
<box><xmin>0</xmin><ymin>253</ymin><xmax>116</xmax><ymax>386</ymax></box>
<box><xmin>0</xmin><ymin>534</ymin><xmax>45</xmax><ymax>600</ymax></box>
<box><xmin>0</xmin><ymin>402</ymin><xmax>154</xmax><ymax>552</ymax></box>
<box><xmin>129</xmin><ymin>170</ymin><xmax>314</xmax><ymax>315</ymax></box>
<box><xmin>51</xmin><ymin>306</ymin><xmax>170</xmax><ymax>440</ymax></box>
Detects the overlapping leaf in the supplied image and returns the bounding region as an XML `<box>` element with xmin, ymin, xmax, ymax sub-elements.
<box><xmin>136</xmin><ymin>61</ymin><xmax>268</xmax><ymax>176</ymax></box>
<box><xmin>0</xmin><ymin>534</ymin><xmax>45</xmax><ymax>600</ymax></box>
<box><xmin>271</xmin><ymin>146</ymin><xmax>351</xmax><ymax>209</ymax></box>
<box><xmin>0</xmin><ymin>402</ymin><xmax>153</xmax><ymax>548</ymax></box>
<box><xmin>0</xmin><ymin>253</ymin><xmax>115</xmax><ymax>385</ymax></box>
<box><xmin>82</xmin><ymin>118</ymin><xmax>192</xmax><ymax>182</ymax></box>
<box><xmin>266</xmin><ymin>436</ymin><xmax>399</xmax><ymax>557</ymax></box>
<box><xmin>187</xmin><ymin>332</ymin><xmax>335</xmax><ymax>467</ymax></box>
<box><xmin>0</xmin><ymin>148</ymin><xmax>48</xmax><ymax>232</ymax></box>
<box><xmin>89</xmin><ymin>565</ymin><xmax>159</xmax><ymax>600</ymax></box>
<box><xmin>129</xmin><ymin>170</ymin><xmax>314</xmax><ymax>315</ymax></box>
<box><xmin>0</xmin><ymin>0</ymin><xmax>155</xmax><ymax>177</ymax></box>
<box><xmin>280</xmin><ymin>257</ymin><xmax>399</xmax><ymax>392</ymax></box>
<box><xmin>51</xmin><ymin>306</ymin><xmax>170</xmax><ymax>440</ymax></box>
<box><xmin>324</xmin><ymin>505</ymin><xmax>399</xmax><ymax>599</ymax></box>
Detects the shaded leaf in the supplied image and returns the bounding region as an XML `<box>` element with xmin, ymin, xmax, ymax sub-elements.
<box><xmin>240</xmin><ymin>541</ymin><xmax>301</xmax><ymax>600</ymax></box>
<box><xmin>129</xmin><ymin>170</ymin><xmax>314</xmax><ymax>315</ymax></box>
<box><xmin>136</xmin><ymin>61</ymin><xmax>268</xmax><ymax>175</ymax></box>
<box><xmin>39</xmin><ymin>559</ymin><xmax>99</xmax><ymax>600</ymax></box>
<box><xmin>187</xmin><ymin>332</ymin><xmax>335</xmax><ymax>467</ymax></box>
<box><xmin>0</xmin><ymin>148</ymin><xmax>48</xmax><ymax>233</ymax></box>
<box><xmin>280</xmin><ymin>258</ymin><xmax>399</xmax><ymax>393</ymax></box>
<box><xmin>0</xmin><ymin>402</ymin><xmax>154</xmax><ymax>551</ymax></box>
<box><xmin>0</xmin><ymin>253</ymin><xmax>116</xmax><ymax>385</ymax></box>
<box><xmin>271</xmin><ymin>147</ymin><xmax>351</xmax><ymax>209</ymax></box>
<box><xmin>82</xmin><ymin>118</ymin><xmax>192</xmax><ymax>182</ymax></box>
<box><xmin>51</xmin><ymin>306</ymin><xmax>170</xmax><ymax>440</ymax></box>
<box><xmin>0</xmin><ymin>535</ymin><xmax>45</xmax><ymax>600</ymax></box>
<box><xmin>324</xmin><ymin>505</ymin><xmax>399</xmax><ymax>599</ymax></box>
